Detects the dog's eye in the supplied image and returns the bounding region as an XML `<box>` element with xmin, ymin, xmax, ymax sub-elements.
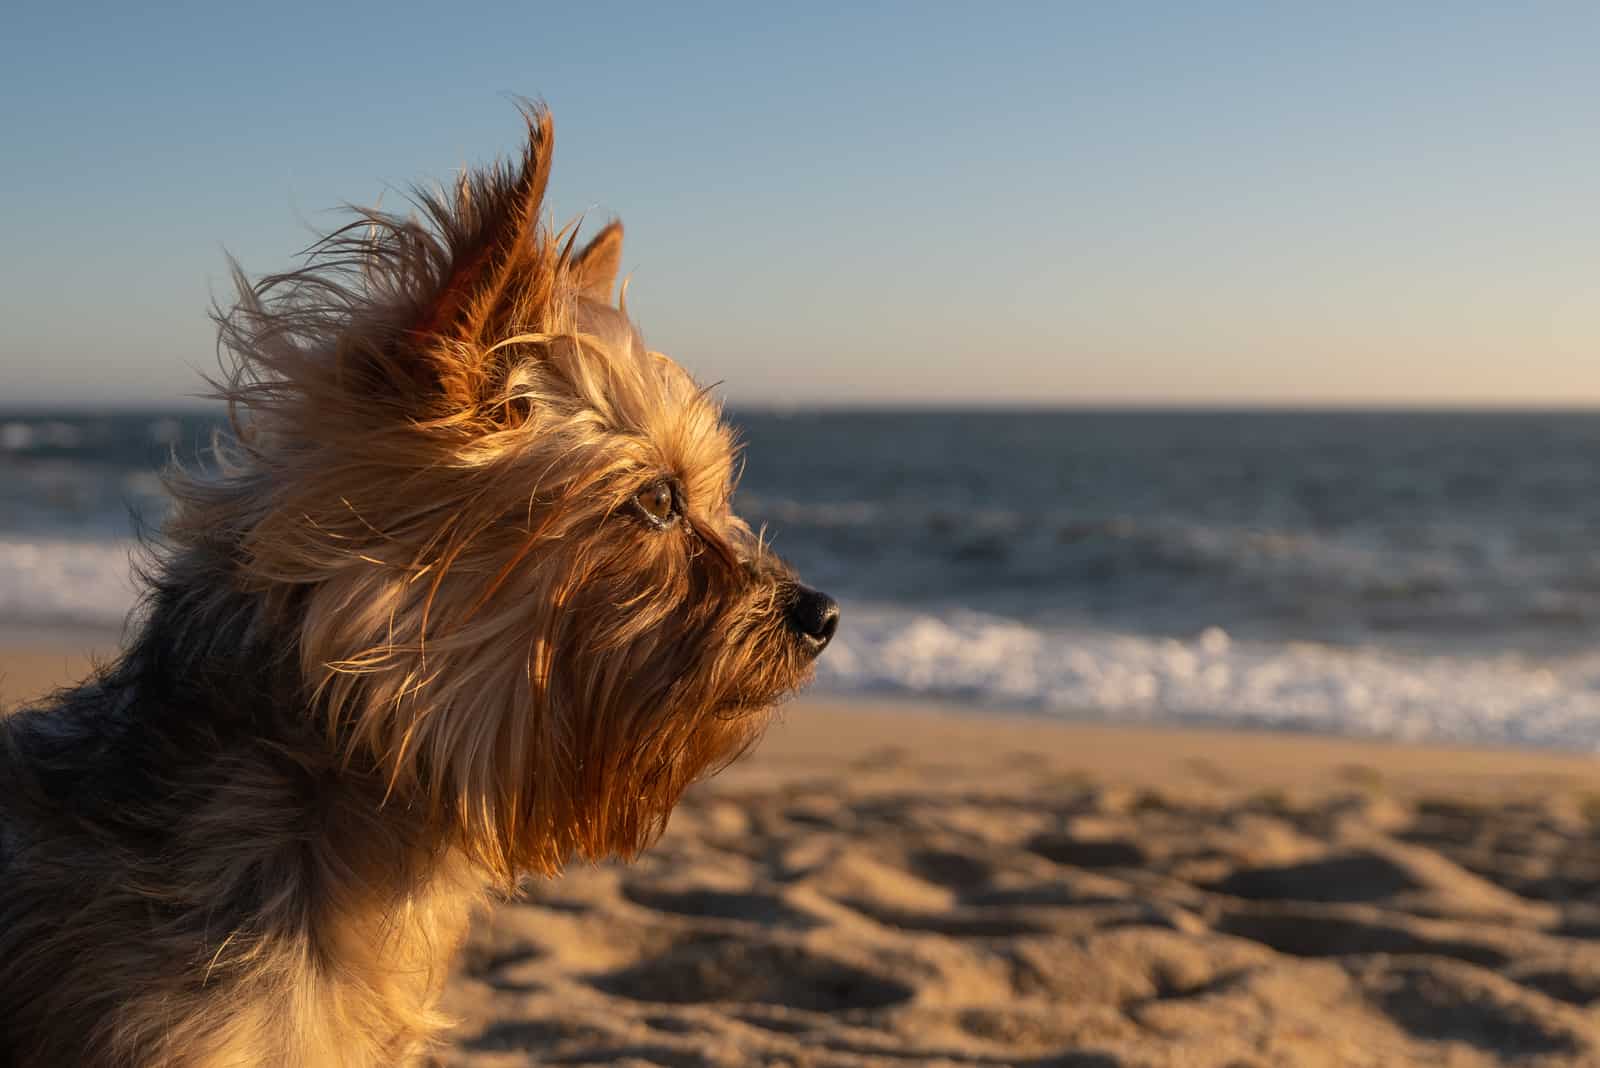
<box><xmin>633</xmin><ymin>480</ymin><xmax>680</xmax><ymax>527</ymax></box>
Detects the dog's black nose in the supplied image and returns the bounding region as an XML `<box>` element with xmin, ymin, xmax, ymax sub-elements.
<box><xmin>787</xmin><ymin>585</ymin><xmax>839</xmax><ymax>654</ymax></box>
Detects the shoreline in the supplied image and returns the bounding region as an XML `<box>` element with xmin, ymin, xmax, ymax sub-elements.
<box><xmin>7</xmin><ymin>637</ymin><xmax>1600</xmax><ymax>768</ymax></box>
<box><xmin>5</xmin><ymin>642</ymin><xmax>1597</xmax><ymax>803</ymax></box>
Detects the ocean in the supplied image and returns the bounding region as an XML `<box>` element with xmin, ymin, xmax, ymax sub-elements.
<box><xmin>4</xmin><ymin>408</ymin><xmax>1600</xmax><ymax>749</ymax></box>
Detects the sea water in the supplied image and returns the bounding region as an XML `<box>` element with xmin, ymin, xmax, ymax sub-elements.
<box><xmin>5</xmin><ymin>408</ymin><xmax>1600</xmax><ymax>749</ymax></box>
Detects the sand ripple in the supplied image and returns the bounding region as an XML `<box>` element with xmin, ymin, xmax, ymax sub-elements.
<box><xmin>439</xmin><ymin>714</ymin><xmax>1600</xmax><ymax>1067</ymax></box>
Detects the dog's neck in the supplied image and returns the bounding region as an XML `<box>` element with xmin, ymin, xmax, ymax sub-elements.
<box><xmin>125</xmin><ymin>540</ymin><xmax>480</xmax><ymax>867</ymax></box>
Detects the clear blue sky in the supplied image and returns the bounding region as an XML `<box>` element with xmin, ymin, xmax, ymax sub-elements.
<box><xmin>3</xmin><ymin>2</ymin><xmax>1596</xmax><ymax>408</ymax></box>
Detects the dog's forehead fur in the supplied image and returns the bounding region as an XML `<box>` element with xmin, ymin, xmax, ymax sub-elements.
<box><xmin>562</xmin><ymin>297</ymin><xmax>739</xmax><ymax>516</ymax></box>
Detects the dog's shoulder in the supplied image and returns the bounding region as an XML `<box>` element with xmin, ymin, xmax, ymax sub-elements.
<box><xmin>0</xmin><ymin>678</ymin><xmax>131</xmax><ymax>856</ymax></box>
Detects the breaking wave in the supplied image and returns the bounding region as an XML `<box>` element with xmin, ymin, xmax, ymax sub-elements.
<box><xmin>817</xmin><ymin>603</ymin><xmax>1600</xmax><ymax>751</ymax></box>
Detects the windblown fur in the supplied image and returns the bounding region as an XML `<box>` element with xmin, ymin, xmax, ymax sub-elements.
<box><xmin>0</xmin><ymin>106</ymin><xmax>827</xmax><ymax>1067</ymax></box>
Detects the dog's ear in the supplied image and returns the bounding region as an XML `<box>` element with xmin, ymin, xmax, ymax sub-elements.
<box><xmin>571</xmin><ymin>221</ymin><xmax>623</xmax><ymax>305</ymax></box>
<box><xmin>220</xmin><ymin>105</ymin><xmax>585</xmax><ymax>425</ymax></box>
<box><xmin>410</xmin><ymin>104</ymin><xmax>557</xmax><ymax>351</ymax></box>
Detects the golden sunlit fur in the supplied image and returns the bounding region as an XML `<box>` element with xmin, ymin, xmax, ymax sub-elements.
<box><xmin>0</xmin><ymin>105</ymin><xmax>832</xmax><ymax>1066</ymax></box>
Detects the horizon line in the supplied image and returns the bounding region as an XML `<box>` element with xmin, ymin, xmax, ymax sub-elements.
<box><xmin>3</xmin><ymin>398</ymin><xmax>1600</xmax><ymax>416</ymax></box>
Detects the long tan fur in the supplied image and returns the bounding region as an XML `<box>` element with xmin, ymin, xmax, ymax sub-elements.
<box><xmin>0</xmin><ymin>104</ymin><xmax>829</xmax><ymax>1067</ymax></box>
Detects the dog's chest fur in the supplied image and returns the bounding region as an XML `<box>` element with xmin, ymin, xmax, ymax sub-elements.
<box><xmin>0</xmin><ymin>659</ymin><xmax>483</xmax><ymax>1067</ymax></box>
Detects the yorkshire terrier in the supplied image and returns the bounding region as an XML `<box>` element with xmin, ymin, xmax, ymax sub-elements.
<box><xmin>0</xmin><ymin>105</ymin><xmax>837</xmax><ymax>1067</ymax></box>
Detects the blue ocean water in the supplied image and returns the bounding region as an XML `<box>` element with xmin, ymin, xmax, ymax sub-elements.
<box><xmin>735</xmin><ymin>410</ymin><xmax>1600</xmax><ymax>652</ymax></box>
<box><xmin>4</xmin><ymin>408</ymin><xmax>1600</xmax><ymax>748</ymax></box>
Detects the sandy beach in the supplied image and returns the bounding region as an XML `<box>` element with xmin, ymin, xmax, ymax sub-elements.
<box><xmin>9</xmin><ymin>648</ymin><xmax>1600</xmax><ymax>1067</ymax></box>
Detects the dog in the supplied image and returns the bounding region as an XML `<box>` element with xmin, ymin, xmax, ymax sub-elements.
<box><xmin>0</xmin><ymin>104</ymin><xmax>838</xmax><ymax>1067</ymax></box>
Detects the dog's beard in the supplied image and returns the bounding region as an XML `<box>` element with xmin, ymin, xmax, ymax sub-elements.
<box><xmin>291</xmin><ymin>506</ymin><xmax>813</xmax><ymax>883</ymax></box>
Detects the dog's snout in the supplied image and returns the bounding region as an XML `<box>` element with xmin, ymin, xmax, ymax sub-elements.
<box><xmin>786</xmin><ymin>585</ymin><xmax>839</xmax><ymax>654</ymax></box>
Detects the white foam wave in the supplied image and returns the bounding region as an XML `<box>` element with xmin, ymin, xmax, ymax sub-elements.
<box><xmin>0</xmin><ymin>538</ymin><xmax>140</xmax><ymax>630</ymax></box>
<box><xmin>6</xmin><ymin>541</ymin><xmax>1599</xmax><ymax>751</ymax></box>
<box><xmin>818</xmin><ymin>604</ymin><xmax>1600</xmax><ymax>751</ymax></box>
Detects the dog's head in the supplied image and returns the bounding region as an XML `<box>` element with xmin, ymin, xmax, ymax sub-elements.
<box><xmin>193</xmin><ymin>106</ymin><xmax>835</xmax><ymax>879</ymax></box>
